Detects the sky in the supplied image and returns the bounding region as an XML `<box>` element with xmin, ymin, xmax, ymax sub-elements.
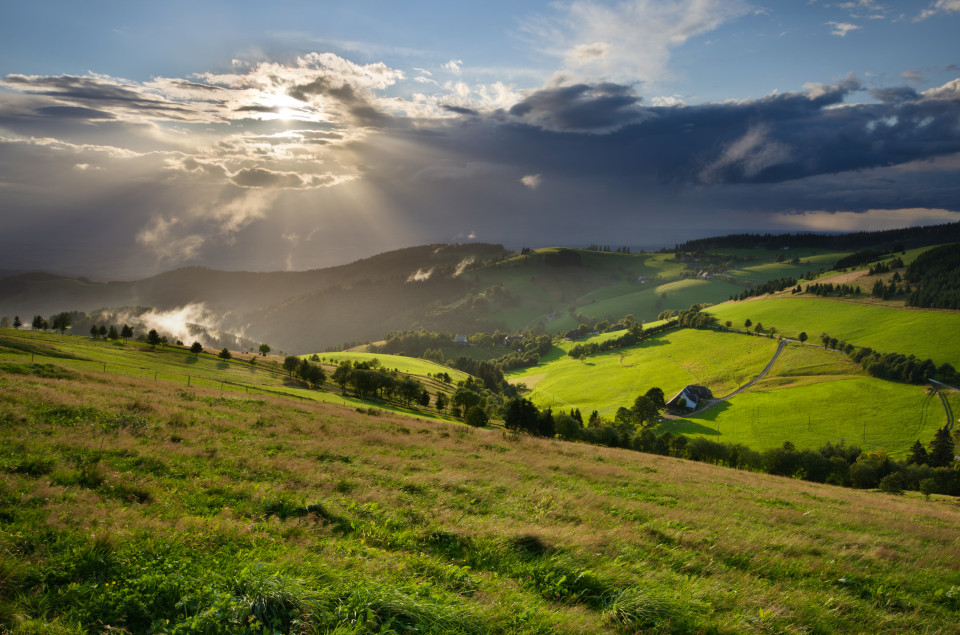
<box><xmin>1</xmin><ymin>0</ymin><xmax>959</xmax><ymax>278</ymax></box>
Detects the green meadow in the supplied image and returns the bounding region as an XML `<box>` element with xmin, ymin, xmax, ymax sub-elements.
<box><xmin>0</xmin><ymin>331</ymin><xmax>458</xmax><ymax>422</ymax></box>
<box><xmin>506</xmin><ymin>329</ymin><xmax>780</xmax><ymax>417</ymax></box>
<box><xmin>2</xmin><ymin>344</ymin><xmax>960</xmax><ymax>633</ymax></box>
<box><xmin>303</xmin><ymin>351</ymin><xmax>472</xmax><ymax>383</ymax></box>
<box><xmin>663</xmin><ymin>342</ymin><xmax>944</xmax><ymax>455</ymax></box>
<box><xmin>708</xmin><ymin>297</ymin><xmax>960</xmax><ymax>364</ymax></box>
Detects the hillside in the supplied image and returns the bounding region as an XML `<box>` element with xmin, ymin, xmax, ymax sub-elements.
<box><xmin>2</xmin><ymin>341</ymin><xmax>960</xmax><ymax>633</ymax></box>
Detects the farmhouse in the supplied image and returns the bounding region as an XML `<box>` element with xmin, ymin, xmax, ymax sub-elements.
<box><xmin>666</xmin><ymin>385</ymin><xmax>713</xmax><ymax>413</ymax></box>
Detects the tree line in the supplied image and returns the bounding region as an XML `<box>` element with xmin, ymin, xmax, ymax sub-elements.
<box><xmin>818</xmin><ymin>333</ymin><xmax>957</xmax><ymax>385</ymax></box>
<box><xmin>904</xmin><ymin>243</ymin><xmax>960</xmax><ymax>310</ymax></box>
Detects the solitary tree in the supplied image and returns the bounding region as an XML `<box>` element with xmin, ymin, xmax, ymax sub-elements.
<box><xmin>190</xmin><ymin>341</ymin><xmax>204</xmax><ymax>356</ymax></box>
<box><xmin>798</xmin><ymin>331</ymin><xmax>808</xmax><ymax>344</ymax></box>
<box><xmin>120</xmin><ymin>324</ymin><xmax>133</xmax><ymax>342</ymax></box>
<box><xmin>13</xmin><ymin>316</ymin><xmax>21</xmax><ymax>330</ymax></box>
<box><xmin>218</xmin><ymin>348</ymin><xmax>232</xmax><ymax>360</ymax></box>
<box><xmin>258</xmin><ymin>343</ymin><xmax>271</xmax><ymax>356</ymax></box>
<box><xmin>147</xmin><ymin>329</ymin><xmax>161</xmax><ymax>348</ymax></box>
<box><xmin>744</xmin><ymin>319</ymin><xmax>752</xmax><ymax>328</ymax></box>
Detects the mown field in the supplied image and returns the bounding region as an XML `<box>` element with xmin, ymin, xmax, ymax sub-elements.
<box><xmin>3</xmin><ymin>355</ymin><xmax>960</xmax><ymax>634</ymax></box>
<box><xmin>506</xmin><ymin>329</ymin><xmax>780</xmax><ymax>418</ymax></box>
<box><xmin>707</xmin><ymin>297</ymin><xmax>960</xmax><ymax>365</ymax></box>
<box><xmin>666</xmin><ymin>343</ymin><xmax>938</xmax><ymax>455</ymax></box>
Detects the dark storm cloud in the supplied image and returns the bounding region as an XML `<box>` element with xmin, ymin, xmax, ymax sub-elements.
<box><xmin>441</xmin><ymin>77</ymin><xmax>960</xmax><ymax>189</ymax></box>
<box><xmin>505</xmin><ymin>83</ymin><xmax>646</xmax><ymax>132</ymax></box>
<box><xmin>34</xmin><ymin>105</ymin><xmax>116</xmax><ymax>119</ymax></box>
<box><xmin>234</xmin><ymin>104</ymin><xmax>281</xmax><ymax>113</ymax></box>
<box><xmin>871</xmin><ymin>86</ymin><xmax>920</xmax><ymax>103</ymax></box>
<box><xmin>442</xmin><ymin>104</ymin><xmax>479</xmax><ymax>116</ymax></box>
<box><xmin>3</xmin><ymin>74</ymin><xmax>195</xmax><ymax>118</ymax></box>
<box><xmin>287</xmin><ymin>77</ymin><xmax>389</xmax><ymax>127</ymax></box>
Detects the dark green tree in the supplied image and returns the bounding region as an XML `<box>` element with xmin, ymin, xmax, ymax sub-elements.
<box><xmin>798</xmin><ymin>331</ymin><xmax>808</xmax><ymax>343</ymax></box>
<box><xmin>51</xmin><ymin>312</ymin><xmax>71</xmax><ymax>334</ymax></box>
<box><xmin>504</xmin><ymin>397</ymin><xmax>539</xmax><ymax>433</ymax></box>
<box><xmin>98</xmin><ymin>325</ymin><xmax>107</xmax><ymax>339</ymax></box>
<box><xmin>907</xmin><ymin>440</ymin><xmax>928</xmax><ymax>465</ymax></box>
<box><xmin>107</xmin><ymin>325</ymin><xmax>119</xmax><ymax>340</ymax></box>
<box><xmin>147</xmin><ymin>329</ymin><xmax>161</xmax><ymax>348</ymax></box>
<box><xmin>435</xmin><ymin>391</ymin><xmax>447</xmax><ymax>411</ymax></box>
<box><xmin>190</xmin><ymin>341</ymin><xmax>203</xmax><ymax>356</ymax></box>
<box><xmin>465</xmin><ymin>405</ymin><xmax>488</xmax><ymax>427</ymax></box>
<box><xmin>283</xmin><ymin>355</ymin><xmax>300</xmax><ymax>374</ymax></box>
<box><xmin>120</xmin><ymin>324</ymin><xmax>133</xmax><ymax>341</ymax></box>
<box><xmin>928</xmin><ymin>427</ymin><xmax>955</xmax><ymax>468</ymax></box>
<box><xmin>218</xmin><ymin>348</ymin><xmax>232</xmax><ymax>360</ymax></box>
<box><xmin>744</xmin><ymin>319</ymin><xmax>752</xmax><ymax>328</ymax></box>
<box><xmin>90</xmin><ymin>325</ymin><xmax>99</xmax><ymax>339</ymax></box>
<box><xmin>13</xmin><ymin>316</ymin><xmax>22</xmax><ymax>329</ymax></box>
<box><xmin>258</xmin><ymin>344</ymin><xmax>271</xmax><ymax>356</ymax></box>
<box><xmin>333</xmin><ymin>362</ymin><xmax>352</xmax><ymax>394</ymax></box>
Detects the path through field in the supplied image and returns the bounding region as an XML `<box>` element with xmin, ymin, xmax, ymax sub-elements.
<box><xmin>688</xmin><ymin>338</ymin><xmax>787</xmax><ymax>415</ymax></box>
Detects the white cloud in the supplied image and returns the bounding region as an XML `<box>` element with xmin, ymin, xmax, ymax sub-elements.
<box><xmin>916</xmin><ymin>0</ymin><xmax>960</xmax><ymax>20</ymax></box>
<box><xmin>525</xmin><ymin>0</ymin><xmax>749</xmax><ymax>85</ymax></box>
<box><xmin>700</xmin><ymin>126</ymin><xmax>791</xmax><ymax>182</ymax></box>
<box><xmin>826</xmin><ymin>21</ymin><xmax>860</xmax><ymax>36</ymax></box>
<box><xmin>136</xmin><ymin>216</ymin><xmax>205</xmax><ymax>262</ymax></box>
<box><xmin>442</xmin><ymin>59</ymin><xmax>464</xmax><ymax>73</ymax></box>
<box><xmin>521</xmin><ymin>174</ymin><xmax>542</xmax><ymax>189</ymax></box>
<box><xmin>651</xmin><ymin>95</ymin><xmax>686</xmax><ymax>107</ymax></box>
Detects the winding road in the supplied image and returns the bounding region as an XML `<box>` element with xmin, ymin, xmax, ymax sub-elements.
<box><xmin>684</xmin><ymin>338</ymin><xmax>788</xmax><ymax>417</ymax></box>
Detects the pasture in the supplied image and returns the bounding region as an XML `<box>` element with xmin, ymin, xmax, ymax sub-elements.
<box><xmin>708</xmin><ymin>297</ymin><xmax>960</xmax><ymax>364</ymax></box>
<box><xmin>506</xmin><ymin>329</ymin><xmax>779</xmax><ymax>417</ymax></box>
<box><xmin>2</xmin><ymin>351</ymin><xmax>959</xmax><ymax>633</ymax></box>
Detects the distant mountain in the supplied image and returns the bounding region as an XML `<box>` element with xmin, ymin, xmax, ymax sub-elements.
<box><xmin>0</xmin><ymin>243</ymin><xmax>511</xmax><ymax>350</ymax></box>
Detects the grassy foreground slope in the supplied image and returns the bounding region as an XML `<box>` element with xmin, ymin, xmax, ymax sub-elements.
<box><xmin>3</xmin><ymin>362</ymin><xmax>960</xmax><ymax>633</ymax></box>
<box><xmin>708</xmin><ymin>297</ymin><xmax>960</xmax><ymax>364</ymax></box>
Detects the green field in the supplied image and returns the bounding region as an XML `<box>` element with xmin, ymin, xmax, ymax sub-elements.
<box><xmin>662</xmin><ymin>342</ymin><xmax>945</xmax><ymax>455</ymax></box>
<box><xmin>708</xmin><ymin>297</ymin><xmax>960</xmax><ymax>364</ymax></box>
<box><xmin>3</xmin><ymin>345</ymin><xmax>960</xmax><ymax>633</ymax></box>
<box><xmin>307</xmin><ymin>350</ymin><xmax>472</xmax><ymax>383</ymax></box>
<box><xmin>0</xmin><ymin>331</ymin><xmax>457</xmax><ymax>421</ymax></box>
<box><xmin>506</xmin><ymin>329</ymin><xmax>780</xmax><ymax>417</ymax></box>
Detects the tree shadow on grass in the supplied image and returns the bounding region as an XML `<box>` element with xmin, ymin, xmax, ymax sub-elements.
<box><xmin>216</xmin><ymin>362</ymin><xmax>230</xmax><ymax>371</ymax></box>
<box><xmin>184</xmin><ymin>356</ymin><xmax>198</xmax><ymax>365</ymax></box>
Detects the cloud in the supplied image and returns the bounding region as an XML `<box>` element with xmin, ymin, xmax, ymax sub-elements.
<box><xmin>525</xmin><ymin>0</ymin><xmax>749</xmax><ymax>85</ymax></box>
<box><xmin>826</xmin><ymin>21</ymin><xmax>860</xmax><ymax>37</ymax></box>
<box><xmin>770</xmin><ymin>208</ymin><xmax>960</xmax><ymax>232</ymax></box>
<box><xmin>506</xmin><ymin>82</ymin><xmax>647</xmax><ymax>132</ymax></box>
<box><xmin>442</xmin><ymin>60</ymin><xmax>464</xmax><ymax>74</ymax></box>
<box><xmin>136</xmin><ymin>216</ymin><xmax>205</xmax><ymax>262</ymax></box>
<box><xmin>700</xmin><ymin>125</ymin><xmax>792</xmax><ymax>183</ymax></box>
<box><xmin>406</xmin><ymin>268</ymin><xmax>433</xmax><ymax>282</ymax></box>
<box><xmin>916</xmin><ymin>0</ymin><xmax>960</xmax><ymax>21</ymax></box>
<box><xmin>521</xmin><ymin>174</ymin><xmax>542</xmax><ymax>189</ymax></box>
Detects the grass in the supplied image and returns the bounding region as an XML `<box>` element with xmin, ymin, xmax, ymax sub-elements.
<box><xmin>304</xmin><ymin>351</ymin><xmax>472</xmax><ymax>383</ymax></box>
<box><xmin>506</xmin><ymin>328</ymin><xmax>780</xmax><ymax>417</ymax></box>
<box><xmin>664</xmin><ymin>342</ymin><xmax>943</xmax><ymax>455</ymax></box>
<box><xmin>707</xmin><ymin>297</ymin><xmax>960</xmax><ymax>365</ymax></box>
<box><xmin>2</xmin><ymin>353</ymin><xmax>960</xmax><ymax>633</ymax></box>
